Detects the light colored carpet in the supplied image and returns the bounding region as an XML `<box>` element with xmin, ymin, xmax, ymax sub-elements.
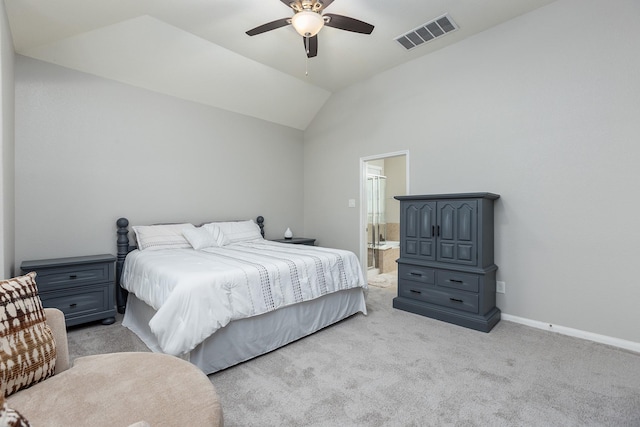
<box><xmin>367</xmin><ymin>272</ymin><xmax>397</xmax><ymax>289</ymax></box>
<box><xmin>67</xmin><ymin>282</ymin><xmax>640</xmax><ymax>426</ymax></box>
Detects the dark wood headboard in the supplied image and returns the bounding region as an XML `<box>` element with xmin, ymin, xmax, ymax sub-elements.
<box><xmin>115</xmin><ymin>216</ymin><xmax>265</xmax><ymax>313</ymax></box>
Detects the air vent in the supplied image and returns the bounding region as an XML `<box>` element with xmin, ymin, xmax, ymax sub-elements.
<box><xmin>395</xmin><ymin>14</ymin><xmax>458</xmax><ymax>51</ymax></box>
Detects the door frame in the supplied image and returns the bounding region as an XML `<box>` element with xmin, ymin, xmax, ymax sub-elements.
<box><xmin>359</xmin><ymin>150</ymin><xmax>410</xmax><ymax>275</ymax></box>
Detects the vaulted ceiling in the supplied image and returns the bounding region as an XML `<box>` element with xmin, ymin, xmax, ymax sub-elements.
<box><xmin>5</xmin><ymin>0</ymin><xmax>556</xmax><ymax>130</ymax></box>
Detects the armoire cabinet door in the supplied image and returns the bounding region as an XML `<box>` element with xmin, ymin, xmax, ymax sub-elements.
<box><xmin>437</xmin><ymin>200</ymin><xmax>477</xmax><ymax>266</ymax></box>
<box><xmin>402</xmin><ymin>201</ymin><xmax>436</xmax><ymax>261</ymax></box>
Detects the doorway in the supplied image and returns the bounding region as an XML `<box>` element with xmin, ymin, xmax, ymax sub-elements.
<box><xmin>360</xmin><ymin>151</ymin><xmax>409</xmax><ymax>279</ymax></box>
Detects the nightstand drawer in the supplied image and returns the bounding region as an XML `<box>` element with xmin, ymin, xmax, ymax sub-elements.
<box><xmin>436</xmin><ymin>270</ymin><xmax>480</xmax><ymax>293</ymax></box>
<box><xmin>40</xmin><ymin>285</ymin><xmax>110</xmax><ymax>319</ymax></box>
<box><xmin>398</xmin><ymin>281</ymin><xmax>479</xmax><ymax>314</ymax></box>
<box><xmin>398</xmin><ymin>264</ymin><xmax>435</xmax><ymax>285</ymax></box>
<box><xmin>32</xmin><ymin>264</ymin><xmax>112</xmax><ymax>290</ymax></box>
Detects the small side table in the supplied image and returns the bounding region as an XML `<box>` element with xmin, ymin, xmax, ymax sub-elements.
<box><xmin>271</xmin><ymin>237</ymin><xmax>316</xmax><ymax>246</ymax></box>
<box><xmin>21</xmin><ymin>254</ymin><xmax>117</xmax><ymax>327</ymax></box>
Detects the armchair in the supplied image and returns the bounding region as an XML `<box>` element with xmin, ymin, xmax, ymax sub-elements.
<box><xmin>5</xmin><ymin>308</ymin><xmax>223</xmax><ymax>426</ymax></box>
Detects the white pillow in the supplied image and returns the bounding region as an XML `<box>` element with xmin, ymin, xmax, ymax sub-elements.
<box><xmin>184</xmin><ymin>225</ymin><xmax>228</xmax><ymax>249</ymax></box>
<box><xmin>213</xmin><ymin>220</ymin><xmax>263</xmax><ymax>244</ymax></box>
<box><xmin>133</xmin><ymin>223</ymin><xmax>195</xmax><ymax>250</ymax></box>
<box><xmin>203</xmin><ymin>223</ymin><xmax>230</xmax><ymax>247</ymax></box>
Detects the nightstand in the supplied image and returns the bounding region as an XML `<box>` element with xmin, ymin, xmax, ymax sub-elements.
<box><xmin>271</xmin><ymin>237</ymin><xmax>316</xmax><ymax>246</ymax></box>
<box><xmin>21</xmin><ymin>254</ymin><xmax>117</xmax><ymax>327</ymax></box>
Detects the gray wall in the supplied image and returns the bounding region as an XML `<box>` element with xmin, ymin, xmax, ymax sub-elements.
<box><xmin>304</xmin><ymin>0</ymin><xmax>640</xmax><ymax>343</ymax></box>
<box><xmin>14</xmin><ymin>55</ymin><xmax>305</xmax><ymax>267</ymax></box>
<box><xmin>0</xmin><ymin>2</ymin><xmax>14</xmax><ymax>277</ymax></box>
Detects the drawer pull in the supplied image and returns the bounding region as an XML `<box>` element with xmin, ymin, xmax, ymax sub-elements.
<box><xmin>69</xmin><ymin>274</ymin><xmax>78</xmax><ymax>279</ymax></box>
<box><xmin>449</xmin><ymin>297</ymin><xmax>463</xmax><ymax>303</ymax></box>
<box><xmin>449</xmin><ymin>279</ymin><xmax>463</xmax><ymax>284</ymax></box>
<box><xmin>410</xmin><ymin>289</ymin><xmax>422</xmax><ymax>294</ymax></box>
<box><xmin>410</xmin><ymin>272</ymin><xmax>422</xmax><ymax>277</ymax></box>
<box><xmin>69</xmin><ymin>303</ymin><xmax>77</xmax><ymax>308</ymax></box>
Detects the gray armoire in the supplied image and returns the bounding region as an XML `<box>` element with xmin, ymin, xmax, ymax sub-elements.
<box><xmin>393</xmin><ymin>193</ymin><xmax>501</xmax><ymax>332</ymax></box>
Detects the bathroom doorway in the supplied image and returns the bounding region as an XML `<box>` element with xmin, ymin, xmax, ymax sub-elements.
<box><xmin>360</xmin><ymin>151</ymin><xmax>409</xmax><ymax>279</ymax></box>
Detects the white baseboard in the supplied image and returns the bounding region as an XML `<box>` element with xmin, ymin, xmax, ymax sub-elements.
<box><xmin>501</xmin><ymin>313</ymin><xmax>640</xmax><ymax>353</ymax></box>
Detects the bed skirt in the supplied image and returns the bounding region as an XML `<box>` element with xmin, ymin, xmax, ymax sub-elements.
<box><xmin>122</xmin><ymin>288</ymin><xmax>367</xmax><ymax>374</ymax></box>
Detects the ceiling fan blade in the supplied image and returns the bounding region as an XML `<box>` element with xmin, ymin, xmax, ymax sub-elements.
<box><xmin>246</xmin><ymin>18</ymin><xmax>291</xmax><ymax>36</ymax></box>
<box><xmin>304</xmin><ymin>35</ymin><xmax>318</xmax><ymax>58</ymax></box>
<box><xmin>323</xmin><ymin>14</ymin><xmax>374</xmax><ymax>34</ymax></box>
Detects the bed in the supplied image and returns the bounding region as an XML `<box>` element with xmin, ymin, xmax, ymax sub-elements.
<box><xmin>115</xmin><ymin>216</ymin><xmax>368</xmax><ymax>374</ymax></box>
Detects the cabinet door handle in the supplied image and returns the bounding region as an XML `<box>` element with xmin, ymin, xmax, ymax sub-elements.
<box><xmin>449</xmin><ymin>279</ymin><xmax>463</xmax><ymax>284</ymax></box>
<box><xmin>410</xmin><ymin>289</ymin><xmax>422</xmax><ymax>294</ymax></box>
<box><xmin>431</xmin><ymin>225</ymin><xmax>435</xmax><ymax>237</ymax></box>
<box><xmin>437</xmin><ymin>226</ymin><xmax>440</xmax><ymax>236</ymax></box>
<box><xmin>449</xmin><ymin>297</ymin><xmax>463</xmax><ymax>303</ymax></box>
<box><xmin>69</xmin><ymin>274</ymin><xmax>78</xmax><ymax>279</ymax></box>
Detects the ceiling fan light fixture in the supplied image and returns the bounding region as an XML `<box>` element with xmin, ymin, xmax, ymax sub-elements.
<box><xmin>291</xmin><ymin>10</ymin><xmax>324</xmax><ymax>37</ymax></box>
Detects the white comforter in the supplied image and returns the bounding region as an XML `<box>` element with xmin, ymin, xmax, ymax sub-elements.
<box><xmin>121</xmin><ymin>240</ymin><xmax>367</xmax><ymax>356</ymax></box>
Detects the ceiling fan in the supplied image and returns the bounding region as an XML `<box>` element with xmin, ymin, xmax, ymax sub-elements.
<box><xmin>245</xmin><ymin>0</ymin><xmax>374</xmax><ymax>58</ymax></box>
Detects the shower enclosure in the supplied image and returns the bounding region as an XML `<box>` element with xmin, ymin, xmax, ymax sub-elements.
<box><xmin>367</xmin><ymin>173</ymin><xmax>386</xmax><ymax>271</ymax></box>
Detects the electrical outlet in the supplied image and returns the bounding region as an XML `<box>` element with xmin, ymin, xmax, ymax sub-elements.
<box><xmin>348</xmin><ymin>199</ymin><xmax>356</xmax><ymax>208</ymax></box>
<box><xmin>496</xmin><ymin>281</ymin><xmax>506</xmax><ymax>294</ymax></box>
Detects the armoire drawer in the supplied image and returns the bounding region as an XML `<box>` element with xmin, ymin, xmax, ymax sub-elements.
<box><xmin>398</xmin><ymin>264</ymin><xmax>435</xmax><ymax>285</ymax></box>
<box><xmin>398</xmin><ymin>281</ymin><xmax>479</xmax><ymax>314</ymax></box>
<box><xmin>436</xmin><ymin>270</ymin><xmax>480</xmax><ymax>293</ymax></box>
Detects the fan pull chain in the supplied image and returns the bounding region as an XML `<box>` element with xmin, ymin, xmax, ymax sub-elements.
<box><xmin>305</xmin><ymin>36</ymin><xmax>309</xmax><ymax>76</ymax></box>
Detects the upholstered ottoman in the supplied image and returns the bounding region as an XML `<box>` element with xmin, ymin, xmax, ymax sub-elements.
<box><xmin>7</xmin><ymin>352</ymin><xmax>223</xmax><ymax>426</ymax></box>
